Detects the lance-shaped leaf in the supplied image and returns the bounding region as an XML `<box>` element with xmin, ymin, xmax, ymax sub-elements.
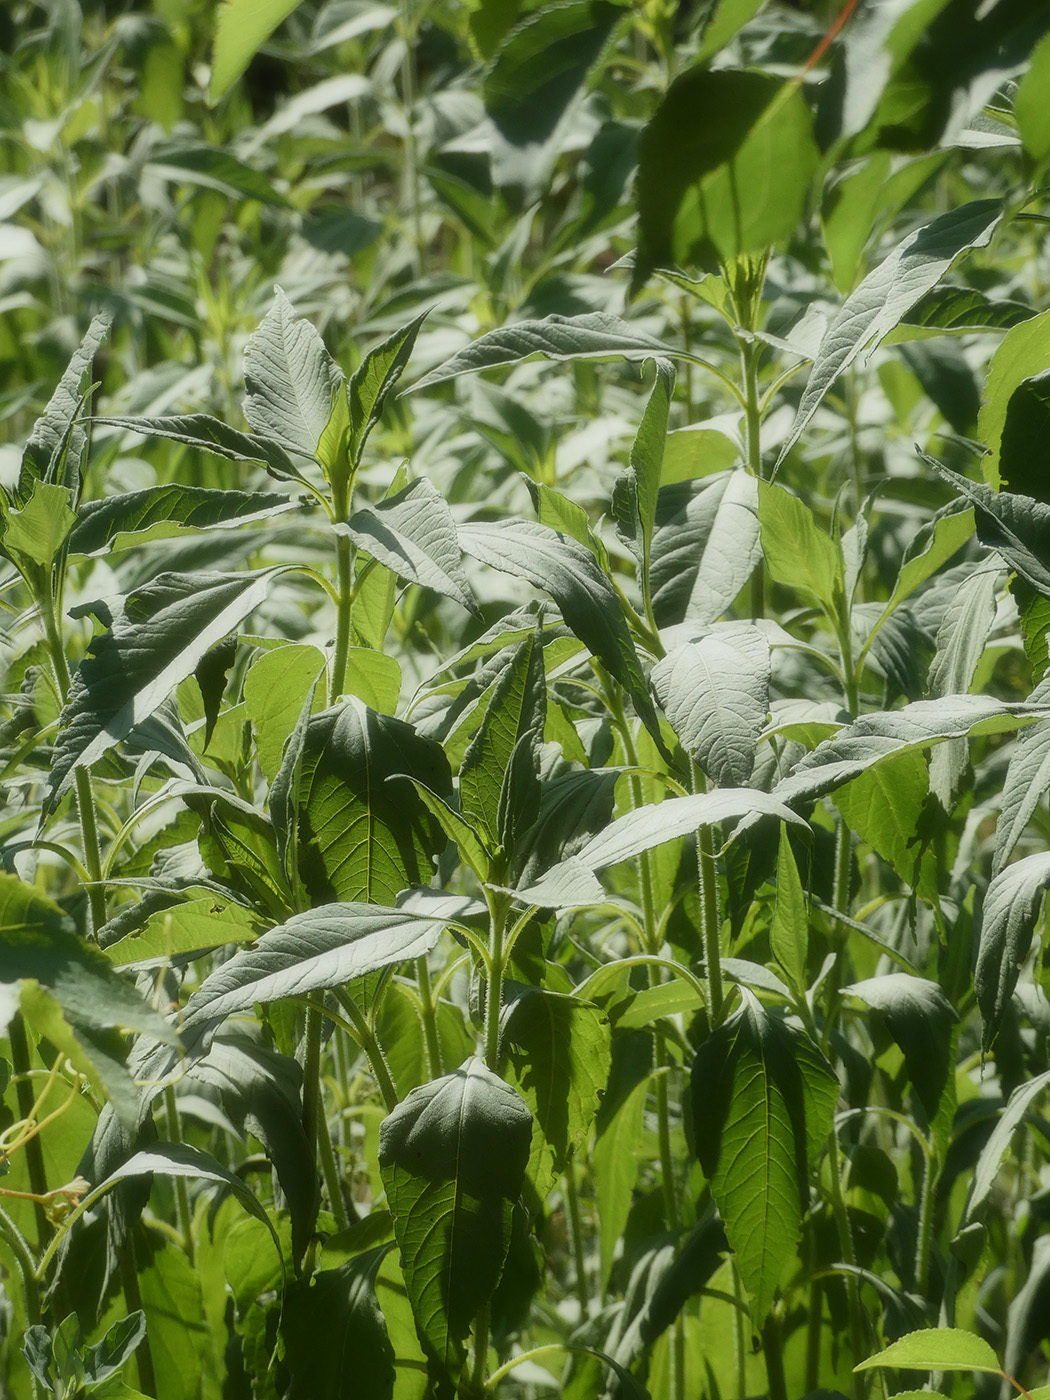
<box><xmin>929</xmin><ymin>457</ymin><xmax>1050</xmax><ymax>597</ymax></box>
<box><xmin>211</xmin><ymin>0</ymin><xmax>301</xmax><ymax>100</ymax></box>
<box><xmin>649</xmin><ymin>470</ymin><xmax>761</xmax><ymax>627</ymax></box>
<box><xmin>458</xmin><ymin>517</ymin><xmax>663</xmax><ymax>748</ymax></box>
<box><xmin>46</xmin><ymin>569</ymin><xmax>286</xmax><ymax>812</ymax></box>
<box><xmin>378</xmin><ymin>1058</ymin><xmax>532</xmax><ymax>1394</ymax></box>
<box><xmin>20</xmin><ymin>311</ymin><xmax>111</xmax><ymax>495</ymax></box>
<box><xmin>778</xmin><ymin>200</ymin><xmax>1002</xmax><ymax>464</ymax></box>
<box><xmin>348</xmin><ymin>313</ymin><xmax>427</xmax><ymax>467</ymax></box>
<box><xmin>994</xmin><ymin>678</ymin><xmax>1050</xmax><ymax>873</ymax></box>
<box><xmin>296</xmin><ymin>698</ymin><xmax>453</xmax><ymax>904</ymax></box>
<box><xmin>409</xmin><ymin>313</ymin><xmax>678</xmax><ymax>394</ymax></box>
<box><xmin>344</xmin><ymin>478</ymin><xmax>478</xmax><ymax>616</ymax></box>
<box><xmin>244</xmin><ymin>288</ymin><xmax>343</xmax><ymax>457</ymax></box>
<box><xmin>503</xmin><ymin>990</ymin><xmax>611</xmax><ymax>1192</ymax></box>
<box><xmin>855</xmin><ymin>1328</ymin><xmax>1001</xmax><ymax>1376</ymax></box>
<box><xmin>773</xmin><ymin>695</ymin><xmax>1050</xmax><ymax>809</ymax></box>
<box><xmin>94</xmin><ymin>413</ymin><xmax>313</xmax><ymax>484</ymax></box>
<box><xmin>965</xmin><ymin>1069</ymin><xmax>1050</xmax><ymax>1223</ymax></box>
<box><xmin>281</xmin><ymin>1250</ymin><xmax>395</xmax><ymax>1400</ymax></box>
<box><xmin>894</xmin><ymin>285</ymin><xmax>1035</xmax><ymax>338</ymax></box>
<box><xmin>843</xmin><ymin>975</ymin><xmax>957</xmax><ymax>1118</ymax></box>
<box><xmin>770</xmin><ymin>824</ymin><xmax>807</xmax><ymax>992</ymax></box>
<box><xmin>652</xmin><ymin>626</ymin><xmax>770</xmax><ymax>787</ymax></box>
<box><xmin>691</xmin><ymin>996</ymin><xmax>838</xmax><ymax>1321</ymax></box>
<box><xmin>612</xmin><ymin>360</ymin><xmax>675</xmax><ymax>622</ymax></box>
<box><xmin>976</xmin><ymin>851</ymin><xmax>1050</xmax><ymax>1049</ymax></box>
<box><xmin>69</xmin><ymin>485</ymin><xmax>301</xmax><ymax>556</ymax></box>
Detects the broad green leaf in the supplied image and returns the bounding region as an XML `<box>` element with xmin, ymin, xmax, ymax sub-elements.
<box><xmin>460</xmin><ymin>626</ymin><xmax>546</xmax><ymax>848</ymax></box>
<box><xmin>347</xmin><ymin>314</ymin><xmax>427</xmax><ymax>467</ymax></box>
<box><xmin>407</xmin><ymin>780</ymin><xmax>493</xmax><ymax>883</ymax></box>
<box><xmin>458</xmin><ymin>517</ymin><xmax>664</xmax><ymax>749</ymax></box>
<box><xmin>47</xmin><ymin>569</ymin><xmax>286</xmax><ymax>812</ymax></box>
<box><xmin>929</xmin><ymin>458</ymin><xmax>1050</xmax><ymax>598</ymax></box>
<box><xmin>650</xmin><ymin>470</ymin><xmax>761</xmax><ymax>626</ymax></box>
<box><xmin>408</xmin><ymin>313</ymin><xmax>677</xmax><ymax>394</ymax></box>
<box><xmin>504</xmin><ymin>991</ymin><xmax>611</xmax><ymax>1190</ymax></box>
<box><xmin>1015</xmin><ymin>31</ymin><xmax>1050</xmax><ymax>162</ymax></box>
<box><xmin>147</xmin><ymin>143</ymin><xmax>288</xmax><ymax>205</ymax></box>
<box><xmin>975</xmin><ymin>851</ymin><xmax>1050</xmax><ymax>1049</ymax></box>
<box><xmin>844</xmin><ymin>975</ymin><xmax>957</xmax><ymax>1117</ymax></box>
<box><xmin>697</xmin><ymin>0</ymin><xmax>764</xmax><ymax>58</ymax></box>
<box><xmin>612</xmin><ymin>360</ymin><xmax>675</xmax><ymax>623</ymax></box>
<box><xmin>770</xmin><ymin>824</ymin><xmax>807</xmax><ymax>992</ymax></box>
<box><xmin>999</xmin><ymin>370</ymin><xmax>1050</xmax><ymax>505</ymax></box>
<box><xmin>832</xmin><ymin>748</ymin><xmax>934</xmax><ymax>900</ymax></box>
<box><xmin>211</xmin><ymin>0</ymin><xmax>303</xmax><ymax>100</ymax></box>
<box><xmin>378</xmin><ymin>1058</ymin><xmax>532</xmax><ymax>1392</ymax></box>
<box><xmin>994</xmin><ymin>683</ymin><xmax>1050</xmax><ymax>874</ymax></box>
<box><xmin>779</xmin><ymin>200</ymin><xmax>1002</xmax><ymax>465</ymax></box>
<box><xmin>345</xmin><ymin>478</ymin><xmax>478</xmax><ymax>615</ymax></box>
<box><xmin>635</xmin><ymin>69</ymin><xmax>818</xmax><ymax>283</ymax></box>
<box><xmin>0</xmin><ymin>480</ymin><xmax>75</xmax><ymax>574</ymax></box>
<box><xmin>966</xmin><ymin>1069</ymin><xmax>1050</xmax><ymax>1222</ymax></box>
<box><xmin>822</xmin><ymin>151</ymin><xmax>945</xmax><ymax>295</ymax></box>
<box><xmin>94</xmin><ymin>413</ymin><xmax>312</xmax><ymax>484</ymax></box>
<box><xmin>83</xmin><ymin>1312</ymin><xmax>147</xmax><ymax>1386</ymax></box>
<box><xmin>593</xmin><ymin>1073</ymin><xmax>650</xmax><ymax>1289</ymax></box>
<box><xmin>19</xmin><ymin>311</ymin><xmax>110</xmax><ymax>495</ymax></box>
<box><xmin>874</xmin><ymin>501</ymin><xmax>975</xmax><ymax>626</ymax></box>
<box><xmin>855</xmin><ymin>1328</ymin><xmax>1001</xmax><ymax>1375</ymax></box>
<box><xmin>70</xmin><ymin>486</ymin><xmax>300</xmax><ymax>556</ymax></box>
<box><xmin>244</xmin><ymin>289</ymin><xmax>342</xmax><ymax>459</ymax></box>
<box><xmin>652</xmin><ymin>625</ymin><xmax>770</xmax><ymax>787</ymax></box>
<box><xmin>483</xmin><ymin>0</ymin><xmax>622</xmax><ymax>145</ymax></box>
<box><xmin>891</xmin><ymin>285</ymin><xmax>1035</xmax><ymax>339</ymax></box>
<box><xmin>344</xmin><ymin>647</ymin><xmax>401</xmax><ymax>714</ymax></box>
<box><xmin>691</xmin><ymin>997</ymin><xmax>838</xmax><ymax>1320</ymax></box>
<box><xmin>106</xmin><ymin>895</ymin><xmax>260</xmax><ymax>967</ymax></box>
<box><xmin>511</xmin><ymin>763</ymin><xmax>623</xmax><ymax>889</ymax></box>
<box><xmin>281</xmin><ymin>1252</ymin><xmax>395</xmax><ymax>1400</ymax></box>
<box><xmin>296</xmin><ymin>698</ymin><xmax>453</xmax><ymax>904</ymax></box>
<box><xmin>243</xmin><ymin>643</ymin><xmax>327</xmax><ymax>780</ymax></box>
<box><xmin>978</xmin><ymin>308</ymin><xmax>1050</xmax><ymax>487</ymax></box>
<box><xmin>613</xmin><ymin>980</ymin><xmax>705</xmax><ymax>1030</ymax></box>
<box><xmin>757</xmin><ymin>480</ymin><xmax>844</xmax><ymax>616</ymax></box>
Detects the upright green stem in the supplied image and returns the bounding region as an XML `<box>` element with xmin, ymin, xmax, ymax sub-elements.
<box><xmin>415</xmin><ymin>955</ymin><xmax>444</xmax><ymax>1081</ymax></box>
<box><xmin>0</xmin><ymin>1206</ymin><xmax>40</xmax><ymax>1324</ymax></box>
<box><xmin>163</xmin><ymin>1086</ymin><xmax>195</xmax><ymax>1263</ymax></box>
<box><xmin>563</xmin><ymin>1164</ymin><xmax>590</xmax><ymax>1322</ymax></box>
<box><xmin>761</xmin><ymin>1306</ymin><xmax>789</xmax><ymax>1400</ymax></box>
<box><xmin>302</xmin><ymin>998</ymin><xmax>348</xmax><ymax>1228</ymax></box>
<box><xmin>331</xmin><ymin>529</ymin><xmax>354</xmax><ymax>702</ymax></box>
<box><xmin>691</xmin><ymin>764</ymin><xmax>724</xmax><ymax>1027</ymax></box>
<box><xmin>484</xmin><ymin>897</ymin><xmax>508</xmax><ymax>1073</ymax></box>
<box><xmin>121</xmin><ymin>1236</ymin><xmax>158</xmax><ymax>1397</ymax></box>
<box><xmin>913</xmin><ymin>1136</ymin><xmax>936</xmax><ymax>1300</ymax></box>
<box><xmin>7</xmin><ymin>1014</ymin><xmax>51</xmax><ymax>1253</ymax></box>
<box><xmin>827</xmin><ymin>1129</ymin><xmax>866</xmax><ymax>1396</ymax></box>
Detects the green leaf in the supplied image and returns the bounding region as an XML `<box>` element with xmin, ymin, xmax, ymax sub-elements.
<box><xmin>778</xmin><ymin>200</ymin><xmax>1002</xmax><ymax>465</ymax></box>
<box><xmin>929</xmin><ymin>458</ymin><xmax>1050</xmax><ymax>598</ymax></box>
<box><xmin>94</xmin><ymin>413</ymin><xmax>313</xmax><ymax>485</ymax></box>
<box><xmin>504</xmin><ymin>991</ymin><xmax>611</xmax><ymax>1190</ymax></box>
<box><xmin>844</xmin><ymin>975</ymin><xmax>957</xmax><ymax>1118</ymax></box>
<box><xmin>244</xmin><ymin>289</ymin><xmax>343</xmax><ymax>459</ymax></box>
<box><xmin>977</xmin><ymin>308</ymin><xmax>1050</xmax><ymax>487</ymax></box>
<box><xmin>994</xmin><ymin>699</ymin><xmax>1050</xmax><ymax>874</ymax></box>
<box><xmin>650</xmin><ymin>471</ymin><xmax>761</xmax><ymax>626</ymax></box>
<box><xmin>82</xmin><ymin>1313</ymin><xmax>147</xmax><ymax>1386</ymax></box>
<box><xmin>282</xmin><ymin>1252</ymin><xmax>395</xmax><ymax>1400</ymax></box>
<box><xmin>69</xmin><ymin>486</ymin><xmax>300</xmax><ymax>556</ymax></box>
<box><xmin>296</xmin><ymin>699</ymin><xmax>453</xmax><ymax>904</ymax></box>
<box><xmin>651</xmin><ymin>625</ymin><xmax>770</xmax><ymax>787</ymax></box>
<box><xmin>0</xmin><ymin>480</ymin><xmax>75</xmax><ymax>574</ymax></box>
<box><xmin>593</xmin><ymin>1073</ymin><xmax>650</xmax><ymax>1289</ymax></box>
<box><xmin>344</xmin><ymin>647</ymin><xmax>401</xmax><ymax>714</ymax></box>
<box><xmin>612</xmin><ymin>360</ymin><xmax>675</xmax><ymax>623</ymax></box>
<box><xmin>757</xmin><ymin>480</ymin><xmax>844</xmax><ymax>616</ymax></box>
<box><xmin>999</xmin><ymin>369</ymin><xmax>1050</xmax><ymax>505</ymax></box>
<box><xmin>406</xmin><ymin>780</ymin><xmax>493</xmax><ymax>883</ymax></box>
<box><xmin>105</xmin><ymin>895</ymin><xmax>260</xmax><ymax>967</ymax></box>
<box><xmin>1015</xmin><ymin>31</ymin><xmax>1050</xmax><ymax>162</ymax></box>
<box><xmin>378</xmin><ymin>1058</ymin><xmax>532</xmax><ymax>1393</ymax></box>
<box><xmin>211</xmin><ymin>0</ymin><xmax>303</xmax><ymax>99</ymax></box>
<box><xmin>966</xmin><ymin>1069</ymin><xmax>1050</xmax><ymax>1222</ymax></box>
<box><xmin>975</xmin><ymin>851</ymin><xmax>1050</xmax><ymax>1049</ymax></box>
<box><xmin>697</xmin><ymin>0</ymin><xmax>765</xmax><ymax>59</ymax></box>
<box><xmin>635</xmin><ymin>69</ymin><xmax>819</xmax><ymax>283</ymax></box>
<box><xmin>867</xmin><ymin>501</ymin><xmax>974</xmax><ymax>634</ymax></box>
<box><xmin>243</xmin><ymin>643</ymin><xmax>327</xmax><ymax>781</ymax></box>
<box><xmin>146</xmin><ymin>143</ymin><xmax>288</xmax><ymax>206</ymax></box>
<box><xmin>458</xmin><ymin>517</ymin><xmax>664</xmax><ymax>751</ymax></box>
<box><xmin>345</xmin><ymin>478</ymin><xmax>478</xmax><ymax>616</ymax></box>
<box><xmin>854</xmin><ymin>1328</ymin><xmax>1001</xmax><ymax>1375</ymax></box>
<box><xmin>691</xmin><ymin>997</ymin><xmax>838</xmax><ymax>1321</ymax></box>
<box><xmin>19</xmin><ymin>311</ymin><xmax>111</xmax><ymax>496</ymax></box>
<box><xmin>770</xmin><ymin>824</ymin><xmax>807</xmax><ymax>992</ymax></box>
<box><xmin>408</xmin><ymin>313</ymin><xmax>678</xmax><ymax>394</ymax></box>
<box><xmin>892</xmin><ymin>285</ymin><xmax>1035</xmax><ymax>339</ymax></box>
<box><xmin>47</xmin><ymin>569</ymin><xmax>286</xmax><ymax>813</ymax></box>
<box><xmin>347</xmin><ymin>314</ymin><xmax>427</xmax><ymax>468</ymax></box>
<box><xmin>832</xmin><ymin>748</ymin><xmax>933</xmax><ymax>900</ymax></box>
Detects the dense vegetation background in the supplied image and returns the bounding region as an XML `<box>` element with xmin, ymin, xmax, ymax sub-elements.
<box><xmin>6</xmin><ymin>1</ymin><xmax>1050</xmax><ymax>1398</ymax></box>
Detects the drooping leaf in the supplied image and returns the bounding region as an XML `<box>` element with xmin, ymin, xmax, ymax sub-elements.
<box><xmin>378</xmin><ymin>1058</ymin><xmax>532</xmax><ymax>1394</ymax></box>
<box><xmin>635</xmin><ymin>69</ymin><xmax>819</xmax><ymax>284</ymax></box>
<box><xmin>994</xmin><ymin>679</ymin><xmax>1050</xmax><ymax>873</ymax></box>
<box><xmin>94</xmin><ymin>413</ymin><xmax>313</xmax><ymax>484</ymax></box>
<box><xmin>649</xmin><ymin>471</ymin><xmax>761</xmax><ymax>626</ymax></box>
<box><xmin>244</xmin><ymin>288</ymin><xmax>343</xmax><ymax>458</ymax></box>
<box><xmin>843</xmin><ymin>975</ymin><xmax>957</xmax><ymax>1117</ymax></box>
<box><xmin>965</xmin><ymin>1069</ymin><xmax>1050</xmax><ymax>1222</ymax></box>
<box><xmin>344</xmin><ymin>478</ymin><xmax>478</xmax><ymax>615</ymax></box>
<box><xmin>929</xmin><ymin>458</ymin><xmax>1050</xmax><ymax>598</ymax></box>
<box><xmin>652</xmin><ymin>626</ymin><xmax>770</xmax><ymax>787</ymax></box>
<box><xmin>347</xmin><ymin>314</ymin><xmax>427</xmax><ymax>467</ymax></box>
<box><xmin>503</xmin><ymin>991</ymin><xmax>611</xmax><ymax>1191</ymax></box>
<box><xmin>46</xmin><ymin>569</ymin><xmax>286</xmax><ymax>812</ymax></box>
<box><xmin>854</xmin><ymin>1328</ymin><xmax>1001</xmax><ymax>1375</ymax></box>
<box><xmin>691</xmin><ymin>997</ymin><xmax>838</xmax><ymax>1321</ymax></box>
<box><xmin>210</xmin><ymin>0</ymin><xmax>303</xmax><ymax>99</ymax></box>
<box><xmin>895</xmin><ymin>285</ymin><xmax>1035</xmax><ymax>338</ymax></box>
<box><xmin>296</xmin><ymin>698</ymin><xmax>453</xmax><ymax>904</ymax></box>
<box><xmin>19</xmin><ymin>311</ymin><xmax>111</xmax><ymax>495</ymax></box>
<box><xmin>975</xmin><ymin>851</ymin><xmax>1050</xmax><ymax>1049</ymax></box>
<box><xmin>778</xmin><ymin>200</ymin><xmax>1002</xmax><ymax>464</ymax></box>
<box><xmin>69</xmin><ymin>486</ymin><xmax>300</xmax><ymax>556</ymax></box>
<box><xmin>409</xmin><ymin>313</ymin><xmax>678</xmax><ymax>394</ymax></box>
<box><xmin>281</xmin><ymin>1251</ymin><xmax>395</xmax><ymax>1400</ymax></box>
